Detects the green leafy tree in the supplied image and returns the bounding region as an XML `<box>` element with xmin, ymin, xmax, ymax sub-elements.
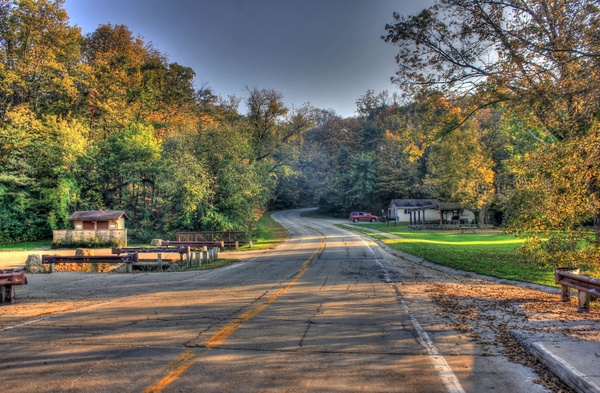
<box><xmin>157</xmin><ymin>132</ymin><xmax>211</xmax><ymax>235</ymax></box>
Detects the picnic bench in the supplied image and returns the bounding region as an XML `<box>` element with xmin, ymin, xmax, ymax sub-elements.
<box><xmin>460</xmin><ymin>225</ymin><xmax>478</xmax><ymax>233</ymax></box>
<box><xmin>0</xmin><ymin>268</ymin><xmax>28</xmax><ymax>304</ymax></box>
<box><xmin>555</xmin><ymin>268</ymin><xmax>600</xmax><ymax>312</ymax></box>
<box><xmin>42</xmin><ymin>254</ymin><xmax>139</xmax><ymax>273</ymax></box>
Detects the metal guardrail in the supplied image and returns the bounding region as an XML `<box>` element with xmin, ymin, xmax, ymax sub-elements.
<box><xmin>0</xmin><ymin>268</ymin><xmax>28</xmax><ymax>304</ymax></box>
<box><xmin>555</xmin><ymin>268</ymin><xmax>600</xmax><ymax>312</ymax></box>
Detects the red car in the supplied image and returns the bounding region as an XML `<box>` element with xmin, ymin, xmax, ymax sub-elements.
<box><xmin>349</xmin><ymin>211</ymin><xmax>377</xmax><ymax>223</ymax></box>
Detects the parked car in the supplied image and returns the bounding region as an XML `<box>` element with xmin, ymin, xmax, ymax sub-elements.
<box><xmin>349</xmin><ymin>211</ymin><xmax>378</xmax><ymax>223</ymax></box>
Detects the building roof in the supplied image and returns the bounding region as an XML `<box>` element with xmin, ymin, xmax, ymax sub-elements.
<box><xmin>390</xmin><ymin>199</ymin><xmax>439</xmax><ymax>209</ymax></box>
<box><xmin>68</xmin><ymin>210</ymin><xmax>129</xmax><ymax>221</ymax></box>
<box><xmin>390</xmin><ymin>199</ymin><xmax>464</xmax><ymax>212</ymax></box>
<box><xmin>436</xmin><ymin>202</ymin><xmax>463</xmax><ymax>211</ymax></box>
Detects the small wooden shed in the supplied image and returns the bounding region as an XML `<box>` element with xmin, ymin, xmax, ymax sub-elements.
<box><xmin>69</xmin><ymin>210</ymin><xmax>129</xmax><ymax>230</ymax></box>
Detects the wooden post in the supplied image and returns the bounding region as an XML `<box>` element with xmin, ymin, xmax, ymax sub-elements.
<box><xmin>560</xmin><ymin>285</ymin><xmax>570</xmax><ymax>302</ymax></box>
<box><xmin>202</xmin><ymin>246</ymin><xmax>208</xmax><ymax>264</ymax></box>
<box><xmin>235</xmin><ymin>240</ymin><xmax>239</xmax><ymax>250</ymax></box>
<box><xmin>49</xmin><ymin>263</ymin><xmax>55</xmax><ymax>274</ymax></box>
<box><xmin>158</xmin><ymin>254</ymin><xmax>163</xmax><ymax>271</ymax></box>
<box><xmin>3</xmin><ymin>285</ymin><xmax>15</xmax><ymax>303</ymax></box>
<box><xmin>578</xmin><ymin>291</ymin><xmax>591</xmax><ymax>313</ymax></box>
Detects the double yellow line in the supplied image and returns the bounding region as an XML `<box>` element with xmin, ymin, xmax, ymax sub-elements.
<box><xmin>145</xmin><ymin>234</ymin><xmax>325</xmax><ymax>393</ymax></box>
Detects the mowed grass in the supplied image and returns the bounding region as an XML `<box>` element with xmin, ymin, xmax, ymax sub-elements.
<box><xmin>250</xmin><ymin>211</ymin><xmax>290</xmax><ymax>250</ymax></box>
<box><xmin>350</xmin><ymin>223</ymin><xmax>558</xmax><ymax>287</ymax></box>
<box><xmin>0</xmin><ymin>239</ymin><xmax>51</xmax><ymax>251</ymax></box>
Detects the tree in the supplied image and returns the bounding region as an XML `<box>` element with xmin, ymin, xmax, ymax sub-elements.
<box><xmin>0</xmin><ymin>0</ymin><xmax>82</xmax><ymax>119</ymax></box>
<box><xmin>383</xmin><ymin>0</ymin><xmax>600</xmax><ymax>240</ymax></box>
<box><xmin>383</xmin><ymin>0</ymin><xmax>600</xmax><ymax>139</ymax></box>
<box><xmin>423</xmin><ymin>120</ymin><xmax>496</xmax><ymax>225</ymax></box>
<box><xmin>246</xmin><ymin>87</ymin><xmax>288</xmax><ymax>162</ymax></box>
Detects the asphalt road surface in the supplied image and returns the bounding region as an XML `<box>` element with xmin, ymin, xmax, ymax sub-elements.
<box><xmin>0</xmin><ymin>209</ymin><xmax>551</xmax><ymax>392</ymax></box>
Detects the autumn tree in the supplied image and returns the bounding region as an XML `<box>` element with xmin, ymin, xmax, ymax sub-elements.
<box><xmin>423</xmin><ymin>120</ymin><xmax>496</xmax><ymax>225</ymax></box>
<box><xmin>0</xmin><ymin>0</ymin><xmax>82</xmax><ymax>119</ymax></box>
<box><xmin>383</xmin><ymin>0</ymin><xmax>600</xmax><ymax>243</ymax></box>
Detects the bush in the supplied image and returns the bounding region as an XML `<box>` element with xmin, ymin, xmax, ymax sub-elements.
<box><xmin>518</xmin><ymin>232</ymin><xmax>600</xmax><ymax>271</ymax></box>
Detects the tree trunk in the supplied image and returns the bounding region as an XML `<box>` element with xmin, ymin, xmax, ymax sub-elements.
<box><xmin>477</xmin><ymin>205</ymin><xmax>488</xmax><ymax>228</ymax></box>
<box><xmin>586</xmin><ymin>175</ymin><xmax>600</xmax><ymax>243</ymax></box>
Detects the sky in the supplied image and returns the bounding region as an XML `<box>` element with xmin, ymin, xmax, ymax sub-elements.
<box><xmin>63</xmin><ymin>0</ymin><xmax>433</xmax><ymax>118</ymax></box>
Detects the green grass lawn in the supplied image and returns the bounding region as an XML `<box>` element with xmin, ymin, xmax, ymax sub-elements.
<box><xmin>0</xmin><ymin>239</ymin><xmax>51</xmax><ymax>251</ymax></box>
<box><xmin>349</xmin><ymin>223</ymin><xmax>560</xmax><ymax>287</ymax></box>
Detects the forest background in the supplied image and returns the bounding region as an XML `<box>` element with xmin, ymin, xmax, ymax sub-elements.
<box><xmin>1</xmin><ymin>0</ymin><xmax>599</xmax><ymax>269</ymax></box>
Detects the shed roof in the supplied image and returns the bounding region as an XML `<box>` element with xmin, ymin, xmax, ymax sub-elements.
<box><xmin>68</xmin><ymin>210</ymin><xmax>129</xmax><ymax>221</ymax></box>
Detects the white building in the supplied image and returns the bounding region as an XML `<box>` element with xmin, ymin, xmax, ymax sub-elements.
<box><xmin>387</xmin><ymin>199</ymin><xmax>475</xmax><ymax>225</ymax></box>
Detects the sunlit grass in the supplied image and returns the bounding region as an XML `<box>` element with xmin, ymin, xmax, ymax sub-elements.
<box><xmin>348</xmin><ymin>223</ymin><xmax>557</xmax><ymax>287</ymax></box>
<box><xmin>0</xmin><ymin>239</ymin><xmax>51</xmax><ymax>251</ymax></box>
<box><xmin>249</xmin><ymin>211</ymin><xmax>290</xmax><ymax>250</ymax></box>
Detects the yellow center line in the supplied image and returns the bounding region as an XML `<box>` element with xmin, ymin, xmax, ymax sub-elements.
<box><xmin>145</xmin><ymin>235</ymin><xmax>326</xmax><ymax>393</ymax></box>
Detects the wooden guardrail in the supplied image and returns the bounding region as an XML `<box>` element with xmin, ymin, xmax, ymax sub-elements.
<box><xmin>555</xmin><ymin>268</ymin><xmax>600</xmax><ymax>312</ymax></box>
<box><xmin>160</xmin><ymin>240</ymin><xmax>224</xmax><ymax>248</ymax></box>
<box><xmin>42</xmin><ymin>254</ymin><xmax>139</xmax><ymax>273</ymax></box>
<box><xmin>0</xmin><ymin>268</ymin><xmax>28</xmax><ymax>304</ymax></box>
<box><xmin>176</xmin><ymin>232</ymin><xmax>252</xmax><ymax>248</ymax></box>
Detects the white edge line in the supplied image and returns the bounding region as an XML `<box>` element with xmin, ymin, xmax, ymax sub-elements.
<box><xmin>356</xmin><ymin>234</ymin><xmax>466</xmax><ymax>393</ymax></box>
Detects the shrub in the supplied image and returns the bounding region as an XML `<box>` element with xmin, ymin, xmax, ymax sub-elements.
<box><xmin>51</xmin><ymin>238</ymin><xmax>123</xmax><ymax>249</ymax></box>
<box><xmin>518</xmin><ymin>232</ymin><xmax>600</xmax><ymax>271</ymax></box>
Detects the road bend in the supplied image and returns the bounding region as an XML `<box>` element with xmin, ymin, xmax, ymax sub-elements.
<box><xmin>0</xmin><ymin>209</ymin><xmax>548</xmax><ymax>392</ymax></box>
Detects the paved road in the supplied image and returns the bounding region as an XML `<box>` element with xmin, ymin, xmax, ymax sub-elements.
<box><xmin>0</xmin><ymin>209</ymin><xmax>550</xmax><ymax>392</ymax></box>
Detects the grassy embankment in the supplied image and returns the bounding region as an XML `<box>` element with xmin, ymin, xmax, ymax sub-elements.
<box><xmin>346</xmin><ymin>222</ymin><xmax>566</xmax><ymax>287</ymax></box>
<box><xmin>250</xmin><ymin>211</ymin><xmax>290</xmax><ymax>250</ymax></box>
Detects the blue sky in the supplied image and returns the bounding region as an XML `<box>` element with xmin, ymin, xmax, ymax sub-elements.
<box><xmin>63</xmin><ymin>0</ymin><xmax>433</xmax><ymax>118</ymax></box>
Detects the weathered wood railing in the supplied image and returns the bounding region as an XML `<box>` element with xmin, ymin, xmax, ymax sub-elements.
<box><xmin>176</xmin><ymin>232</ymin><xmax>252</xmax><ymax>248</ymax></box>
<box><xmin>0</xmin><ymin>268</ymin><xmax>28</xmax><ymax>304</ymax></box>
<box><xmin>555</xmin><ymin>268</ymin><xmax>600</xmax><ymax>312</ymax></box>
<box><xmin>42</xmin><ymin>254</ymin><xmax>139</xmax><ymax>273</ymax></box>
